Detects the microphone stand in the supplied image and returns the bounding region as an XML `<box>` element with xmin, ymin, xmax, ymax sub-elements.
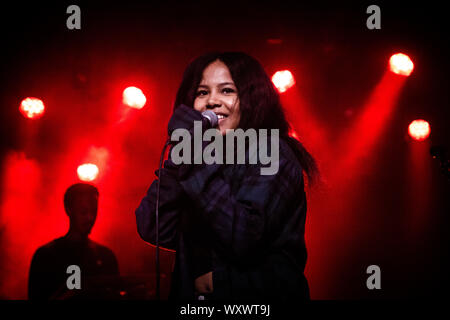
<box><xmin>155</xmin><ymin>139</ymin><xmax>171</xmax><ymax>300</ymax></box>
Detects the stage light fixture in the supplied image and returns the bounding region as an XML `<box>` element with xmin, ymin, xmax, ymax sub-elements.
<box><xmin>19</xmin><ymin>97</ymin><xmax>45</xmax><ymax>119</ymax></box>
<box><xmin>122</xmin><ymin>86</ymin><xmax>147</xmax><ymax>109</ymax></box>
<box><xmin>408</xmin><ymin>119</ymin><xmax>430</xmax><ymax>141</ymax></box>
<box><xmin>389</xmin><ymin>53</ymin><xmax>414</xmax><ymax>76</ymax></box>
<box><xmin>77</xmin><ymin>163</ymin><xmax>99</xmax><ymax>181</ymax></box>
<box><xmin>272</xmin><ymin>70</ymin><xmax>295</xmax><ymax>93</ymax></box>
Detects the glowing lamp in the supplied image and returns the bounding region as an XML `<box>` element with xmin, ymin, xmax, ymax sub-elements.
<box><xmin>272</xmin><ymin>70</ymin><xmax>295</xmax><ymax>93</ymax></box>
<box><xmin>19</xmin><ymin>97</ymin><xmax>45</xmax><ymax>119</ymax></box>
<box><xmin>77</xmin><ymin>163</ymin><xmax>99</xmax><ymax>182</ymax></box>
<box><xmin>408</xmin><ymin>119</ymin><xmax>430</xmax><ymax>141</ymax></box>
<box><xmin>389</xmin><ymin>53</ymin><xmax>414</xmax><ymax>76</ymax></box>
<box><xmin>122</xmin><ymin>86</ymin><xmax>147</xmax><ymax>109</ymax></box>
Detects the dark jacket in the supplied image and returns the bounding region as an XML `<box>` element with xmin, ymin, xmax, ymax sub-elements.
<box><xmin>28</xmin><ymin>237</ymin><xmax>119</xmax><ymax>300</ymax></box>
<box><xmin>135</xmin><ymin>138</ymin><xmax>309</xmax><ymax>301</ymax></box>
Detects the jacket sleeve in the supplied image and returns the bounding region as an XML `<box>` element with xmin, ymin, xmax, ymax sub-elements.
<box><xmin>135</xmin><ymin>160</ymin><xmax>185</xmax><ymax>250</ymax></box>
<box><xmin>178</xmin><ymin>156</ymin><xmax>304</xmax><ymax>262</ymax></box>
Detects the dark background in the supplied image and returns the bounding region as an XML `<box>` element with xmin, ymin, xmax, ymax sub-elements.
<box><xmin>0</xmin><ymin>1</ymin><xmax>449</xmax><ymax>299</ymax></box>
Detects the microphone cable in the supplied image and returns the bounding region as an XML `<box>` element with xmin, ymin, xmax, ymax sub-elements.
<box><xmin>155</xmin><ymin>138</ymin><xmax>171</xmax><ymax>300</ymax></box>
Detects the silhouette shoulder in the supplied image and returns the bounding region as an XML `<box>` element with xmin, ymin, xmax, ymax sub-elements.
<box><xmin>88</xmin><ymin>239</ymin><xmax>115</xmax><ymax>255</ymax></box>
<box><xmin>33</xmin><ymin>237</ymin><xmax>65</xmax><ymax>256</ymax></box>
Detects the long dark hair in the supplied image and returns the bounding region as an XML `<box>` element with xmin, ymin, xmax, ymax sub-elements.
<box><xmin>174</xmin><ymin>52</ymin><xmax>318</xmax><ymax>185</ymax></box>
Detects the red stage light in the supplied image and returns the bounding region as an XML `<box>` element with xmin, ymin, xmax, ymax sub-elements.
<box><xmin>408</xmin><ymin>119</ymin><xmax>430</xmax><ymax>141</ymax></box>
<box><xmin>122</xmin><ymin>86</ymin><xmax>147</xmax><ymax>109</ymax></box>
<box><xmin>19</xmin><ymin>97</ymin><xmax>45</xmax><ymax>119</ymax></box>
<box><xmin>389</xmin><ymin>53</ymin><xmax>414</xmax><ymax>76</ymax></box>
<box><xmin>272</xmin><ymin>70</ymin><xmax>295</xmax><ymax>93</ymax></box>
<box><xmin>77</xmin><ymin>163</ymin><xmax>99</xmax><ymax>181</ymax></box>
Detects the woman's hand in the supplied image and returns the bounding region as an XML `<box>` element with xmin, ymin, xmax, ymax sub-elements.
<box><xmin>194</xmin><ymin>271</ymin><xmax>214</xmax><ymax>294</ymax></box>
<box><xmin>167</xmin><ymin>104</ymin><xmax>203</xmax><ymax>136</ymax></box>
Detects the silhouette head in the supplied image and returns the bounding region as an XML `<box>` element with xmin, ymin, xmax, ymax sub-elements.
<box><xmin>63</xmin><ymin>183</ymin><xmax>99</xmax><ymax>237</ymax></box>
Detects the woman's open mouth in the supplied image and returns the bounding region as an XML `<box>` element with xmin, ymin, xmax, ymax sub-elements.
<box><xmin>216</xmin><ymin>113</ymin><xmax>228</xmax><ymax>123</ymax></box>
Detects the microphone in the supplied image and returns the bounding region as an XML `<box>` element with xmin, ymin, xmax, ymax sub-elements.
<box><xmin>201</xmin><ymin>110</ymin><xmax>219</xmax><ymax>128</ymax></box>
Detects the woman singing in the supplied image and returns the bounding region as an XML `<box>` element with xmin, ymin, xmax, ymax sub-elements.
<box><xmin>135</xmin><ymin>52</ymin><xmax>317</xmax><ymax>301</ymax></box>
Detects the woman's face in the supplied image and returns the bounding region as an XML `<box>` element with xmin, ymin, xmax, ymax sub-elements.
<box><xmin>194</xmin><ymin>60</ymin><xmax>240</xmax><ymax>135</ymax></box>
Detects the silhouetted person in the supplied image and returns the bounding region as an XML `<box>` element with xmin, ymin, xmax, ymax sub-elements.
<box><xmin>28</xmin><ymin>183</ymin><xmax>119</xmax><ymax>300</ymax></box>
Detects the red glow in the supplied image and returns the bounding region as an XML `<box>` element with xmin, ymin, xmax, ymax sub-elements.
<box><xmin>0</xmin><ymin>151</ymin><xmax>43</xmax><ymax>298</ymax></box>
<box><xmin>408</xmin><ymin>119</ymin><xmax>430</xmax><ymax>141</ymax></box>
<box><xmin>77</xmin><ymin>163</ymin><xmax>99</xmax><ymax>181</ymax></box>
<box><xmin>406</xmin><ymin>140</ymin><xmax>432</xmax><ymax>234</ymax></box>
<box><xmin>389</xmin><ymin>53</ymin><xmax>414</xmax><ymax>76</ymax></box>
<box><xmin>19</xmin><ymin>97</ymin><xmax>45</xmax><ymax>119</ymax></box>
<box><xmin>122</xmin><ymin>86</ymin><xmax>147</xmax><ymax>109</ymax></box>
<box><xmin>288</xmin><ymin>127</ymin><xmax>300</xmax><ymax>140</ymax></box>
<box><xmin>336</xmin><ymin>71</ymin><xmax>407</xmax><ymax>174</ymax></box>
<box><xmin>272</xmin><ymin>70</ymin><xmax>295</xmax><ymax>93</ymax></box>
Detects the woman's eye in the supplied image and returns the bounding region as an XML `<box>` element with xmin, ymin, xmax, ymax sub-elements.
<box><xmin>222</xmin><ymin>88</ymin><xmax>235</xmax><ymax>94</ymax></box>
<box><xmin>196</xmin><ymin>90</ymin><xmax>208</xmax><ymax>96</ymax></box>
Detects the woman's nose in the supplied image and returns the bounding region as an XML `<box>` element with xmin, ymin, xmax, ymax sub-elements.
<box><xmin>206</xmin><ymin>103</ymin><xmax>221</xmax><ymax>110</ymax></box>
<box><xmin>206</xmin><ymin>94</ymin><xmax>221</xmax><ymax>108</ymax></box>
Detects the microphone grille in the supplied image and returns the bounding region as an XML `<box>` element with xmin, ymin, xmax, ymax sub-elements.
<box><xmin>201</xmin><ymin>110</ymin><xmax>218</xmax><ymax>128</ymax></box>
